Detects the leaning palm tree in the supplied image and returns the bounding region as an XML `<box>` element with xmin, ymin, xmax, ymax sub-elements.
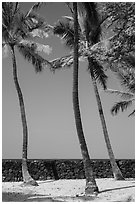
<box><xmin>52</xmin><ymin>2</ymin><xmax>124</xmax><ymax>180</ymax></box>
<box><xmin>2</xmin><ymin>2</ymin><xmax>52</xmax><ymax>185</ymax></box>
<box><xmin>78</xmin><ymin>3</ymin><xmax>124</xmax><ymax>180</ymax></box>
<box><xmin>72</xmin><ymin>2</ymin><xmax>99</xmax><ymax>195</ymax></box>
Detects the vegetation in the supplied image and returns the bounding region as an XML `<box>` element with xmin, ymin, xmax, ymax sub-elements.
<box><xmin>105</xmin><ymin>66</ymin><xmax>135</xmax><ymax>117</ymax></box>
<box><xmin>2</xmin><ymin>2</ymin><xmax>51</xmax><ymax>185</ymax></box>
<box><xmin>2</xmin><ymin>1</ymin><xmax>135</xmax><ymax>192</ymax></box>
<box><xmin>72</xmin><ymin>3</ymin><xmax>99</xmax><ymax>195</ymax></box>
<box><xmin>52</xmin><ymin>2</ymin><xmax>124</xmax><ymax>180</ymax></box>
<box><xmin>104</xmin><ymin>3</ymin><xmax>135</xmax><ymax>117</ymax></box>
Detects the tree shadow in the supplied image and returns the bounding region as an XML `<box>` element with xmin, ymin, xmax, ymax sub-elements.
<box><xmin>37</xmin><ymin>180</ymin><xmax>57</xmax><ymax>184</ymax></box>
<box><xmin>19</xmin><ymin>180</ymin><xmax>56</xmax><ymax>187</ymax></box>
<box><xmin>25</xmin><ymin>196</ymin><xmax>64</xmax><ymax>202</ymax></box>
<box><xmin>26</xmin><ymin>196</ymin><xmax>65</xmax><ymax>202</ymax></box>
<box><xmin>2</xmin><ymin>192</ymin><xmax>64</xmax><ymax>202</ymax></box>
<box><xmin>3</xmin><ymin>183</ymin><xmax>135</xmax><ymax>202</ymax></box>
<box><xmin>99</xmin><ymin>185</ymin><xmax>135</xmax><ymax>193</ymax></box>
<box><xmin>2</xmin><ymin>191</ymin><xmax>97</xmax><ymax>202</ymax></box>
<box><xmin>114</xmin><ymin>195</ymin><xmax>134</xmax><ymax>202</ymax></box>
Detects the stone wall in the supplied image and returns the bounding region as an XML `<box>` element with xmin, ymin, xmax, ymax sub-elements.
<box><xmin>2</xmin><ymin>159</ymin><xmax>135</xmax><ymax>182</ymax></box>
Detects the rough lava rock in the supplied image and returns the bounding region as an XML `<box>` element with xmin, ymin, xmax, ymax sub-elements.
<box><xmin>2</xmin><ymin>159</ymin><xmax>135</xmax><ymax>182</ymax></box>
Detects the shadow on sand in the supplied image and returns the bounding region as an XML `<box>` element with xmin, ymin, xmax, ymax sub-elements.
<box><xmin>2</xmin><ymin>184</ymin><xmax>135</xmax><ymax>202</ymax></box>
<box><xmin>99</xmin><ymin>185</ymin><xmax>135</xmax><ymax>193</ymax></box>
<box><xmin>2</xmin><ymin>190</ymin><xmax>98</xmax><ymax>202</ymax></box>
<box><xmin>2</xmin><ymin>192</ymin><xmax>64</xmax><ymax>202</ymax></box>
<box><xmin>2</xmin><ymin>192</ymin><xmax>95</xmax><ymax>202</ymax></box>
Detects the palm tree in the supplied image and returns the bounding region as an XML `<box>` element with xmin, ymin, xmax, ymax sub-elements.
<box><xmin>52</xmin><ymin>2</ymin><xmax>124</xmax><ymax>180</ymax></box>
<box><xmin>79</xmin><ymin>3</ymin><xmax>124</xmax><ymax>180</ymax></box>
<box><xmin>72</xmin><ymin>2</ymin><xmax>99</xmax><ymax>195</ymax></box>
<box><xmin>2</xmin><ymin>2</ymin><xmax>52</xmax><ymax>186</ymax></box>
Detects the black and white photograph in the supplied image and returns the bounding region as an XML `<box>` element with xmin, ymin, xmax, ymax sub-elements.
<box><xmin>2</xmin><ymin>1</ymin><xmax>135</xmax><ymax>202</ymax></box>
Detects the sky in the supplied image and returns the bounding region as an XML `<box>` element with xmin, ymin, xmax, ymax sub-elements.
<box><xmin>2</xmin><ymin>2</ymin><xmax>135</xmax><ymax>159</ymax></box>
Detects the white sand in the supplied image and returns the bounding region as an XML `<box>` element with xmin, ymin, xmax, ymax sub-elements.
<box><xmin>2</xmin><ymin>178</ymin><xmax>135</xmax><ymax>202</ymax></box>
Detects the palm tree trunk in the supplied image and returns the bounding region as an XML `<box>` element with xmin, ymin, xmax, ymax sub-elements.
<box><xmin>51</xmin><ymin>161</ymin><xmax>59</xmax><ymax>180</ymax></box>
<box><xmin>73</xmin><ymin>3</ymin><xmax>99</xmax><ymax>196</ymax></box>
<box><xmin>88</xmin><ymin>57</ymin><xmax>124</xmax><ymax>180</ymax></box>
<box><xmin>10</xmin><ymin>45</ymin><xmax>38</xmax><ymax>186</ymax></box>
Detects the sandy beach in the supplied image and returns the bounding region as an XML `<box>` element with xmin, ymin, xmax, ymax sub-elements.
<box><xmin>2</xmin><ymin>178</ymin><xmax>135</xmax><ymax>202</ymax></box>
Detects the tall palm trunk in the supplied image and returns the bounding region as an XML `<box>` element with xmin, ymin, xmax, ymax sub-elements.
<box><xmin>73</xmin><ymin>3</ymin><xmax>99</xmax><ymax>195</ymax></box>
<box><xmin>10</xmin><ymin>45</ymin><xmax>38</xmax><ymax>186</ymax></box>
<box><xmin>88</xmin><ymin>57</ymin><xmax>124</xmax><ymax>180</ymax></box>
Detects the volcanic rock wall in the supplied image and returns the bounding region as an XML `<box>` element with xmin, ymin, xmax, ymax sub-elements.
<box><xmin>2</xmin><ymin>159</ymin><xmax>135</xmax><ymax>182</ymax></box>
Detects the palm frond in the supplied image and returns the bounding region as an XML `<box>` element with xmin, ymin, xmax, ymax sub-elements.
<box><xmin>2</xmin><ymin>24</ymin><xmax>10</xmax><ymax>43</ymax></box>
<box><xmin>77</xmin><ymin>3</ymin><xmax>101</xmax><ymax>43</ymax></box>
<box><xmin>17</xmin><ymin>41</ymin><xmax>52</xmax><ymax>72</ymax></box>
<box><xmin>50</xmin><ymin>54</ymin><xmax>73</xmax><ymax>71</ymax></box>
<box><xmin>111</xmin><ymin>99</ymin><xmax>134</xmax><ymax>115</ymax></box>
<box><xmin>14</xmin><ymin>2</ymin><xmax>20</xmax><ymax>15</ymax></box>
<box><xmin>2</xmin><ymin>2</ymin><xmax>15</xmax><ymax>26</ymax></box>
<box><xmin>65</xmin><ymin>3</ymin><xmax>73</xmax><ymax>14</ymax></box>
<box><xmin>2</xmin><ymin>3</ymin><xmax>34</xmax><ymax>42</ymax></box>
<box><xmin>13</xmin><ymin>11</ymin><xmax>51</xmax><ymax>41</ymax></box>
<box><xmin>26</xmin><ymin>13</ymin><xmax>52</xmax><ymax>40</ymax></box>
<box><xmin>13</xmin><ymin>13</ymin><xmax>32</xmax><ymax>40</ymax></box>
<box><xmin>49</xmin><ymin>50</ymin><xmax>85</xmax><ymax>71</ymax></box>
<box><xmin>54</xmin><ymin>19</ymin><xmax>74</xmax><ymax>49</ymax></box>
<box><xmin>25</xmin><ymin>3</ymin><xmax>43</xmax><ymax>17</ymax></box>
<box><xmin>30</xmin><ymin>2</ymin><xmax>43</xmax><ymax>12</ymax></box>
<box><xmin>25</xmin><ymin>13</ymin><xmax>48</xmax><ymax>32</ymax></box>
<box><xmin>62</xmin><ymin>16</ymin><xmax>74</xmax><ymax>21</ymax></box>
<box><xmin>2</xmin><ymin>2</ymin><xmax>21</xmax><ymax>43</ymax></box>
<box><xmin>108</xmin><ymin>66</ymin><xmax>135</xmax><ymax>116</ymax></box>
<box><xmin>88</xmin><ymin>57</ymin><xmax>108</xmax><ymax>89</ymax></box>
<box><xmin>105</xmin><ymin>88</ymin><xmax>134</xmax><ymax>99</ymax></box>
<box><xmin>128</xmin><ymin>109</ymin><xmax>135</xmax><ymax>117</ymax></box>
<box><xmin>2</xmin><ymin>3</ymin><xmax>13</xmax><ymax>30</ymax></box>
<box><xmin>115</xmin><ymin>69</ymin><xmax>135</xmax><ymax>94</ymax></box>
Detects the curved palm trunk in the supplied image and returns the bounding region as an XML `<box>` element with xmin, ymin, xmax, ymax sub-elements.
<box><xmin>88</xmin><ymin>57</ymin><xmax>124</xmax><ymax>180</ymax></box>
<box><xmin>73</xmin><ymin>3</ymin><xmax>99</xmax><ymax>196</ymax></box>
<box><xmin>10</xmin><ymin>45</ymin><xmax>38</xmax><ymax>186</ymax></box>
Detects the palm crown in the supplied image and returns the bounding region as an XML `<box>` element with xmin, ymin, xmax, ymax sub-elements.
<box><xmin>2</xmin><ymin>2</ymin><xmax>52</xmax><ymax>72</ymax></box>
<box><xmin>52</xmin><ymin>3</ymin><xmax>108</xmax><ymax>89</ymax></box>
<box><xmin>52</xmin><ymin>3</ymin><xmax>135</xmax><ymax>117</ymax></box>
